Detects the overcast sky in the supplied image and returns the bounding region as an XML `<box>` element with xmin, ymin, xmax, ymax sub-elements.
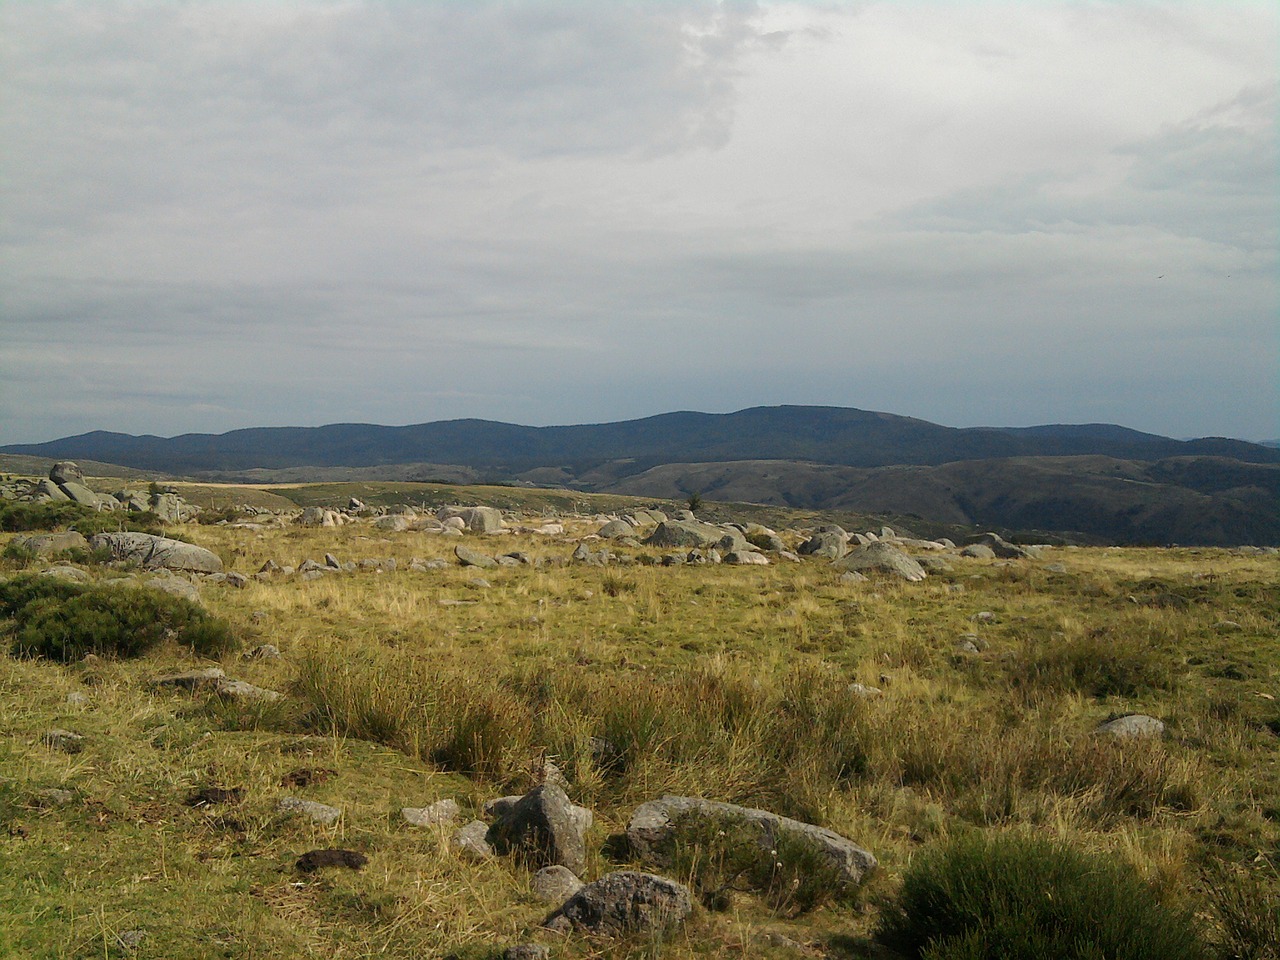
<box><xmin>2</xmin><ymin>1</ymin><xmax>1276</xmax><ymax>444</ymax></box>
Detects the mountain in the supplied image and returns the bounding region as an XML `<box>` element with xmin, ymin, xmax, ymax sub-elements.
<box><xmin>5</xmin><ymin>406</ymin><xmax>1277</xmax><ymax>475</ymax></box>
<box><xmin>6</xmin><ymin>406</ymin><xmax>1277</xmax><ymax>545</ymax></box>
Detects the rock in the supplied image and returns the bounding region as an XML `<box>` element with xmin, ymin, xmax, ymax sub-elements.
<box><xmin>438</xmin><ymin>506</ymin><xmax>505</xmax><ymax>533</ymax></box>
<box><xmin>402</xmin><ymin>798</ymin><xmax>461</xmax><ymax>827</ymax></box>
<box><xmin>9</xmin><ymin>532</ymin><xmax>89</xmax><ymax>557</ymax></box>
<box><xmin>797</xmin><ymin>531</ymin><xmax>847</xmax><ymax>559</ymax></box>
<box><xmin>832</xmin><ymin>542</ymin><xmax>927</xmax><ymax>582</ymax></box>
<box><xmin>489</xmin><ymin>783</ymin><xmax>590</xmax><ymax>875</ymax></box>
<box><xmin>58</xmin><ymin>480</ymin><xmax>106</xmax><ymax>508</ymax></box>
<box><xmin>543</xmin><ymin>871</ymin><xmax>693</xmax><ymax>935</ymax></box>
<box><xmin>216</xmin><ymin>679</ymin><xmax>283</xmax><ymax>702</ymax></box>
<box><xmin>38</xmin><ymin>565</ymin><xmax>90</xmax><ymax>582</ymax></box>
<box><xmin>33</xmin><ymin>787</ymin><xmax>76</xmax><ymax>807</ymax></box>
<box><xmin>258</xmin><ymin>559</ymin><xmax>280</xmax><ymax>574</ymax></box>
<box><xmin>960</xmin><ymin>544</ymin><xmax>997</xmax><ymax>559</ymax></box>
<box><xmin>483</xmin><ymin>796</ymin><xmax>523</xmax><ymax>820</ymax></box>
<box><xmin>724</xmin><ymin>550</ymin><xmax>770</xmax><ymax>565</ymax></box>
<box><xmin>49</xmin><ymin>461</ymin><xmax>84</xmax><ymax>485</ymax></box>
<box><xmin>455</xmin><ymin>545</ymin><xmax>498</xmax><ymax>568</ymax></box>
<box><xmin>34</xmin><ymin>478</ymin><xmax>71</xmax><ymax>501</ymax></box>
<box><xmin>244</xmin><ymin>643</ymin><xmax>282</xmax><ymax>661</ymax></box>
<box><xmin>41</xmin><ymin>729</ymin><xmax>84</xmax><ymax>753</ymax></box>
<box><xmin>278</xmin><ymin>797</ymin><xmax>342</xmax><ymax>825</ymax></box>
<box><xmin>504</xmin><ymin>946</ymin><xmax>550</xmax><ymax>960</ymax></box>
<box><xmin>296</xmin><ymin>848</ymin><xmax>366</xmax><ymax>871</ymax></box>
<box><xmin>65</xmin><ymin>691</ymin><xmax>88</xmax><ymax>705</ymax></box>
<box><xmin>839</xmin><ymin>571</ymin><xmax>869</xmax><ymax>585</ymax></box>
<box><xmin>375</xmin><ymin>516</ymin><xmax>410</xmax><ymax>532</ymax></box>
<box><xmin>643</xmin><ymin>520</ymin><xmax>727</xmax><ymax>549</ymax></box>
<box><xmin>626</xmin><ymin>795</ymin><xmax>876</xmax><ymax>885</ymax></box>
<box><xmin>150</xmin><ymin>668</ymin><xmax>227</xmax><ymax>690</ymax></box>
<box><xmin>848</xmin><ymin>683</ymin><xmax>882</xmax><ymax>698</ymax></box>
<box><xmin>531</xmin><ymin>864</ymin><xmax>584</xmax><ymax>903</ymax></box>
<box><xmin>142</xmin><ymin>574</ymin><xmax>200</xmax><ymax>602</ymax></box>
<box><xmin>966</xmin><ymin>533</ymin><xmax>1030</xmax><ymax>559</ymax></box>
<box><xmin>452</xmin><ymin>820</ymin><xmax>495</xmax><ymax>860</ymax></box>
<box><xmin>1097</xmin><ymin>715</ymin><xmax>1165</xmax><ymax>739</ymax></box>
<box><xmin>597</xmin><ymin>519</ymin><xmax>635</xmax><ymax>539</ymax></box>
<box><xmin>88</xmin><ymin>533</ymin><xmax>223</xmax><ymax>574</ymax></box>
<box><xmin>115</xmin><ymin>929</ymin><xmax>146</xmax><ymax>952</ymax></box>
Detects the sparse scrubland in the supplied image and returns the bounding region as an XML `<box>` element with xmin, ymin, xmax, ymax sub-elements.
<box><xmin>0</xmin><ymin>481</ymin><xmax>1277</xmax><ymax>959</ymax></box>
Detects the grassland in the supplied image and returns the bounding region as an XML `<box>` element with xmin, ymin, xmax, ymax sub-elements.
<box><xmin>0</xmin><ymin>482</ymin><xmax>1277</xmax><ymax>958</ymax></box>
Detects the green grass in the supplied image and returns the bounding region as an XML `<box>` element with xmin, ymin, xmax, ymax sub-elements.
<box><xmin>0</xmin><ymin>506</ymin><xmax>1277</xmax><ymax>958</ymax></box>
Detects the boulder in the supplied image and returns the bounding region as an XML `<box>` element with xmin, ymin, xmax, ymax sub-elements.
<box><xmin>142</xmin><ymin>574</ymin><xmax>200</xmax><ymax>602</ymax></box>
<box><xmin>544</xmin><ymin>871</ymin><xmax>693</xmax><ymax>935</ymax></box>
<box><xmin>488</xmin><ymin>783</ymin><xmax>590</xmax><ymax>875</ymax></box>
<box><xmin>452</xmin><ymin>820</ymin><xmax>495</xmax><ymax>861</ymax></box>
<box><xmin>9</xmin><ymin>532</ymin><xmax>89</xmax><ymax>557</ymax></box>
<box><xmin>597</xmin><ymin>519</ymin><xmax>635</xmax><ymax>539</ymax></box>
<box><xmin>626</xmin><ymin>795</ymin><xmax>876</xmax><ymax>885</ymax></box>
<box><xmin>831</xmin><ymin>542</ymin><xmax>926</xmax><ymax>582</ymax></box>
<box><xmin>403</xmin><ymin>798</ymin><xmax>461</xmax><ymax>827</ymax></box>
<box><xmin>960</xmin><ymin>543</ymin><xmax>997</xmax><ymax>559</ymax></box>
<box><xmin>89</xmin><ymin>533</ymin><xmax>223</xmax><ymax>574</ymax></box>
<box><xmin>49</xmin><ymin>461</ymin><xmax>84</xmax><ymax>485</ymax></box>
<box><xmin>966</xmin><ymin>533</ymin><xmax>1030</xmax><ymax>559</ymax></box>
<box><xmin>455</xmin><ymin>545</ymin><xmax>498</xmax><ymax>568</ymax></box>
<box><xmin>724</xmin><ymin>551</ymin><xmax>769</xmax><ymax>565</ymax></box>
<box><xmin>41</xmin><ymin>728</ymin><xmax>85</xmax><ymax>754</ymax></box>
<box><xmin>643</xmin><ymin>520</ymin><xmax>726</xmax><ymax>549</ymax></box>
<box><xmin>34</xmin><ymin>478</ymin><xmax>71</xmax><ymax>501</ymax></box>
<box><xmin>797</xmin><ymin>531</ymin><xmax>847</xmax><ymax>559</ymax></box>
<box><xmin>59</xmin><ymin>480</ymin><xmax>107</xmax><ymax>509</ymax></box>
<box><xmin>438</xmin><ymin>506</ymin><xmax>505</xmax><ymax>533</ymax></box>
<box><xmin>278</xmin><ymin>797</ymin><xmax>341</xmax><ymax>825</ymax></box>
<box><xmin>374</xmin><ymin>516</ymin><xmax>410</xmax><ymax>532</ymax></box>
<box><xmin>216</xmin><ymin>679</ymin><xmax>282</xmax><ymax>702</ymax></box>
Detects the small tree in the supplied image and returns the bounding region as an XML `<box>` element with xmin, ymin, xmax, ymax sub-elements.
<box><xmin>686</xmin><ymin>491</ymin><xmax>703</xmax><ymax>513</ymax></box>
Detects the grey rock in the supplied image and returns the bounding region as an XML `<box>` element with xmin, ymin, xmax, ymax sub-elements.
<box><xmin>49</xmin><ymin>461</ymin><xmax>84</xmax><ymax>485</ymax></box>
<box><xmin>142</xmin><ymin>574</ymin><xmax>200</xmax><ymax>602</ymax></box>
<box><xmin>626</xmin><ymin>795</ymin><xmax>876</xmax><ymax>885</ymax></box>
<box><xmin>489</xmin><ymin>783</ymin><xmax>590</xmax><ymax>875</ymax></box>
<box><xmin>543</xmin><ymin>871</ymin><xmax>693</xmax><ymax>935</ymax></box>
<box><xmin>531</xmin><ymin>864</ymin><xmax>584</xmax><ymax>903</ymax></box>
<box><xmin>374</xmin><ymin>515</ymin><xmax>410</xmax><ymax>532</ymax></box>
<box><xmin>797</xmin><ymin>531</ymin><xmax>847</xmax><ymax>559</ymax></box>
<box><xmin>89</xmin><ymin>533</ymin><xmax>223</xmax><ymax>574</ymax></box>
<box><xmin>150</xmin><ymin>668</ymin><xmax>227</xmax><ymax>690</ymax></box>
<box><xmin>839</xmin><ymin>571</ymin><xmax>869</xmax><ymax>585</ymax></box>
<box><xmin>115</xmin><ymin>929</ymin><xmax>146</xmax><ymax>952</ymax></box>
<box><xmin>41</xmin><ymin>729</ymin><xmax>85</xmax><ymax>753</ymax></box>
<box><xmin>244</xmin><ymin>643</ymin><xmax>282</xmax><ymax>661</ymax></box>
<box><xmin>258</xmin><ymin>559</ymin><xmax>280</xmax><ymax>574</ymax></box>
<box><xmin>643</xmin><ymin>520</ymin><xmax>727</xmax><ymax>549</ymax></box>
<box><xmin>832</xmin><ymin>542</ymin><xmax>927</xmax><ymax>582</ymax></box>
<box><xmin>1097</xmin><ymin>715</ymin><xmax>1165</xmax><ymax>739</ymax></box>
<box><xmin>402</xmin><ymin>798</ymin><xmax>461</xmax><ymax>827</ymax></box>
<box><xmin>278</xmin><ymin>796</ymin><xmax>341</xmax><ymax>825</ymax></box>
<box><xmin>38</xmin><ymin>565</ymin><xmax>90</xmax><ymax>582</ymax></box>
<box><xmin>35</xmin><ymin>478</ymin><xmax>71</xmax><ymax>501</ymax></box>
<box><xmin>225</xmin><ymin>571</ymin><xmax>249</xmax><ymax>588</ymax></box>
<box><xmin>960</xmin><ymin>544</ymin><xmax>997</xmax><ymax>559</ymax></box>
<box><xmin>966</xmin><ymin>533</ymin><xmax>1030</xmax><ymax>559</ymax></box>
<box><xmin>59</xmin><ymin>480</ymin><xmax>105</xmax><ymax>508</ymax></box>
<box><xmin>848</xmin><ymin>683</ymin><xmax>882</xmax><ymax>698</ymax></box>
<box><xmin>504</xmin><ymin>946</ymin><xmax>550</xmax><ymax>960</ymax></box>
<box><xmin>483</xmin><ymin>796</ymin><xmax>523</xmax><ymax>820</ymax></box>
<box><xmin>324</xmin><ymin>553</ymin><xmax>341</xmax><ymax>569</ymax></box>
<box><xmin>33</xmin><ymin>787</ymin><xmax>76</xmax><ymax>806</ymax></box>
<box><xmin>597</xmin><ymin>519</ymin><xmax>635</xmax><ymax>539</ymax></box>
<box><xmin>216</xmin><ymin>679</ymin><xmax>282</xmax><ymax>702</ymax></box>
<box><xmin>455</xmin><ymin>545</ymin><xmax>498</xmax><ymax>568</ymax></box>
<box><xmin>452</xmin><ymin>819</ymin><xmax>495</xmax><ymax>860</ymax></box>
<box><xmin>724</xmin><ymin>550</ymin><xmax>769</xmax><ymax>565</ymax></box>
<box><xmin>438</xmin><ymin>506</ymin><xmax>505</xmax><ymax>533</ymax></box>
<box><xmin>10</xmin><ymin>532</ymin><xmax>90</xmax><ymax>557</ymax></box>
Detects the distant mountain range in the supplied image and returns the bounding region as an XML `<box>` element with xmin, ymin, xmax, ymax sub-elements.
<box><xmin>5</xmin><ymin>406</ymin><xmax>1278</xmax><ymax>545</ymax></box>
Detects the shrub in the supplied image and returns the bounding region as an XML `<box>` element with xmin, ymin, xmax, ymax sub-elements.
<box><xmin>657</xmin><ymin>810</ymin><xmax>853</xmax><ymax>916</ymax></box>
<box><xmin>876</xmin><ymin>833</ymin><xmax>1207</xmax><ymax>960</ymax></box>
<box><xmin>0</xmin><ymin>500</ymin><xmax>166</xmax><ymax>536</ymax></box>
<box><xmin>2</xmin><ymin>574</ymin><xmax>237</xmax><ymax>661</ymax></box>
<box><xmin>1203</xmin><ymin>861</ymin><xmax>1280</xmax><ymax>960</ymax></box>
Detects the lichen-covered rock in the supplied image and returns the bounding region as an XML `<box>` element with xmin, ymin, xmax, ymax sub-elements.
<box><xmin>402</xmin><ymin>798</ymin><xmax>461</xmax><ymax>827</ymax></box>
<box><xmin>543</xmin><ymin>871</ymin><xmax>692</xmax><ymax>935</ymax></box>
<box><xmin>627</xmin><ymin>795</ymin><xmax>876</xmax><ymax>885</ymax></box>
<box><xmin>531</xmin><ymin>865</ymin><xmax>584</xmax><ymax>903</ymax></box>
<box><xmin>278</xmin><ymin>797</ymin><xmax>341</xmax><ymax>825</ymax></box>
<box><xmin>488</xmin><ymin>783</ymin><xmax>589</xmax><ymax>875</ymax></box>
<box><xmin>88</xmin><ymin>533</ymin><xmax>223</xmax><ymax>574</ymax></box>
<box><xmin>831</xmin><ymin>542</ymin><xmax>926</xmax><ymax>582</ymax></box>
<box><xmin>1097</xmin><ymin>714</ymin><xmax>1165</xmax><ymax>739</ymax></box>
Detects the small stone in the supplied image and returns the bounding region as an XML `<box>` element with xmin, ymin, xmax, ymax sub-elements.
<box><xmin>33</xmin><ymin>787</ymin><xmax>76</xmax><ymax>807</ymax></box>
<box><xmin>278</xmin><ymin>797</ymin><xmax>341</xmax><ymax>825</ymax></box>
<box><xmin>848</xmin><ymin>683</ymin><xmax>882</xmax><ymax>699</ymax></box>
<box><xmin>531</xmin><ymin>865</ymin><xmax>584</xmax><ymax>903</ymax></box>
<box><xmin>1097</xmin><ymin>715</ymin><xmax>1165</xmax><ymax>739</ymax></box>
<box><xmin>504</xmin><ymin>945</ymin><xmax>551</xmax><ymax>960</ymax></box>
<box><xmin>225</xmin><ymin>571</ymin><xmax>249</xmax><ymax>588</ymax></box>
<box><xmin>244</xmin><ymin>643</ymin><xmax>282</xmax><ymax>661</ymax></box>
<box><xmin>115</xmin><ymin>929</ymin><xmax>146</xmax><ymax>952</ymax></box>
<box><xmin>150</xmin><ymin>668</ymin><xmax>227</xmax><ymax>691</ymax></box>
<box><xmin>216</xmin><ymin>679</ymin><xmax>283</xmax><ymax>702</ymax></box>
<box><xmin>41</xmin><ymin>729</ymin><xmax>84</xmax><ymax>753</ymax></box>
<box><xmin>402</xmin><ymin>798</ymin><xmax>461</xmax><ymax>827</ymax></box>
<box><xmin>452</xmin><ymin>820</ymin><xmax>495</xmax><ymax>860</ymax></box>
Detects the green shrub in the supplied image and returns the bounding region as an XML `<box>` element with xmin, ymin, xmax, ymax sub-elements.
<box><xmin>0</xmin><ymin>500</ymin><xmax>166</xmax><ymax>536</ymax></box>
<box><xmin>2</xmin><ymin>574</ymin><xmax>237</xmax><ymax>661</ymax></box>
<box><xmin>657</xmin><ymin>810</ymin><xmax>854</xmax><ymax>917</ymax></box>
<box><xmin>876</xmin><ymin>833</ymin><xmax>1207</xmax><ymax>960</ymax></box>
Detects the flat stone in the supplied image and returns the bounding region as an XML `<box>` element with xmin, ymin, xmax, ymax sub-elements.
<box><xmin>531</xmin><ymin>864</ymin><xmax>584</xmax><ymax>903</ymax></box>
<box><xmin>455</xmin><ymin>545</ymin><xmax>498</xmax><ymax>568</ymax></box>
<box><xmin>1097</xmin><ymin>715</ymin><xmax>1165</xmax><ymax>739</ymax></box>
<box><xmin>150</xmin><ymin>668</ymin><xmax>227</xmax><ymax>691</ymax></box>
<box><xmin>216</xmin><ymin>679</ymin><xmax>283</xmax><ymax>702</ymax></box>
<box><xmin>41</xmin><ymin>729</ymin><xmax>84</xmax><ymax>754</ymax></box>
<box><xmin>402</xmin><ymin>798</ymin><xmax>461</xmax><ymax>827</ymax></box>
<box><xmin>452</xmin><ymin>820</ymin><xmax>495</xmax><ymax>860</ymax></box>
<box><xmin>543</xmin><ymin>871</ymin><xmax>692</xmax><ymax>935</ymax></box>
<box><xmin>278</xmin><ymin>796</ymin><xmax>342</xmax><ymax>825</ymax></box>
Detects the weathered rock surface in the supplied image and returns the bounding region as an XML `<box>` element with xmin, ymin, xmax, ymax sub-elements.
<box><xmin>597</xmin><ymin>519</ymin><xmax>635</xmax><ymax>539</ymax></box>
<box><xmin>543</xmin><ymin>871</ymin><xmax>693</xmax><ymax>935</ymax></box>
<box><xmin>626</xmin><ymin>795</ymin><xmax>877</xmax><ymax>885</ymax></box>
<box><xmin>455</xmin><ymin>545</ymin><xmax>498</xmax><ymax>568</ymax></box>
<box><xmin>438</xmin><ymin>506</ymin><xmax>505</xmax><ymax>533</ymax></box>
<box><xmin>797</xmin><ymin>531</ymin><xmax>847</xmax><ymax>559</ymax></box>
<box><xmin>831</xmin><ymin>542</ymin><xmax>926</xmax><ymax>582</ymax></box>
<box><xmin>89</xmin><ymin>533</ymin><xmax>223</xmax><ymax>574</ymax></box>
<box><xmin>488</xmin><ymin>783</ymin><xmax>589</xmax><ymax>875</ymax></box>
<box><xmin>402</xmin><ymin>798</ymin><xmax>461</xmax><ymax>827</ymax></box>
<box><xmin>278</xmin><ymin>797</ymin><xmax>342</xmax><ymax>825</ymax></box>
<box><xmin>643</xmin><ymin>520</ymin><xmax>727</xmax><ymax>549</ymax></box>
<box><xmin>41</xmin><ymin>728</ymin><xmax>85</xmax><ymax>754</ymax></box>
<box><xmin>452</xmin><ymin>820</ymin><xmax>495</xmax><ymax>860</ymax></box>
<box><xmin>9</xmin><ymin>532</ymin><xmax>89</xmax><ymax>557</ymax></box>
<box><xmin>531</xmin><ymin>864</ymin><xmax>584</xmax><ymax>903</ymax></box>
<box><xmin>1097</xmin><ymin>714</ymin><xmax>1165</xmax><ymax>739</ymax></box>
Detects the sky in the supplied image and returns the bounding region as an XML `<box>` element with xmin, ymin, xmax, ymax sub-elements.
<box><xmin>1</xmin><ymin>0</ymin><xmax>1277</xmax><ymax>445</ymax></box>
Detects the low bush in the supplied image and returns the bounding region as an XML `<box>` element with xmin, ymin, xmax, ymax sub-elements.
<box><xmin>1</xmin><ymin>574</ymin><xmax>237</xmax><ymax>661</ymax></box>
<box><xmin>1203</xmin><ymin>860</ymin><xmax>1280</xmax><ymax>960</ymax></box>
<box><xmin>0</xmin><ymin>500</ymin><xmax>167</xmax><ymax>536</ymax></box>
<box><xmin>876</xmin><ymin>833</ymin><xmax>1207</xmax><ymax>960</ymax></box>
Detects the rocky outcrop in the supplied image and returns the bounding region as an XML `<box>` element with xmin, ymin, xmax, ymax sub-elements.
<box><xmin>831</xmin><ymin>542</ymin><xmax>926</xmax><ymax>582</ymax></box>
<box><xmin>643</xmin><ymin>520</ymin><xmax>727</xmax><ymax>549</ymax></box>
<box><xmin>89</xmin><ymin>533</ymin><xmax>223</xmax><ymax>574</ymax></box>
<box><xmin>438</xmin><ymin>506</ymin><xmax>505</xmax><ymax>533</ymax></box>
<box><xmin>626</xmin><ymin>795</ymin><xmax>877</xmax><ymax>885</ymax></box>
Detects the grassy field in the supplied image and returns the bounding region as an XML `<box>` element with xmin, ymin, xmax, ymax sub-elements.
<box><xmin>0</xmin><ymin>488</ymin><xmax>1277</xmax><ymax>958</ymax></box>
